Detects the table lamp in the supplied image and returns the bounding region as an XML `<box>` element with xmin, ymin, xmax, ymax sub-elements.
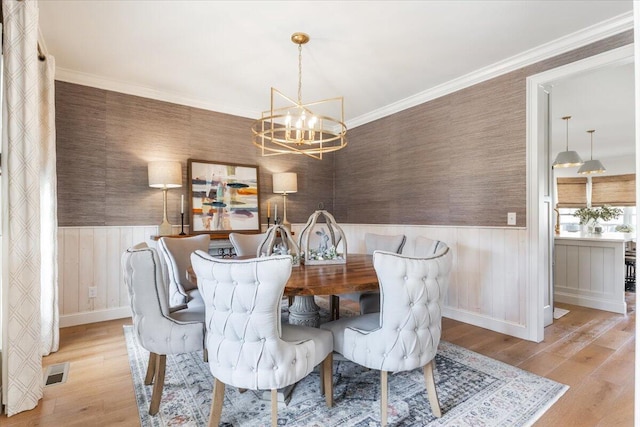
<box><xmin>273</xmin><ymin>172</ymin><xmax>297</xmax><ymax>229</ymax></box>
<box><xmin>148</xmin><ymin>161</ymin><xmax>182</xmax><ymax>236</ymax></box>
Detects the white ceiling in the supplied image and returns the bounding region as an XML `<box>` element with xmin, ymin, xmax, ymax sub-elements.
<box><xmin>550</xmin><ymin>61</ymin><xmax>635</xmax><ymax>166</ymax></box>
<box><xmin>39</xmin><ymin>1</ymin><xmax>633</xmax><ymax>138</ymax></box>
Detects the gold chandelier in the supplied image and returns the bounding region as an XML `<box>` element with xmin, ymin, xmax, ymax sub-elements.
<box><xmin>252</xmin><ymin>32</ymin><xmax>347</xmax><ymax>160</ymax></box>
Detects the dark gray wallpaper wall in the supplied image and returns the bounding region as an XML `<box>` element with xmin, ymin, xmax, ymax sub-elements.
<box><xmin>56</xmin><ymin>30</ymin><xmax>632</xmax><ymax>229</ymax></box>
<box><xmin>56</xmin><ymin>82</ymin><xmax>335</xmax><ymax>227</ymax></box>
<box><xmin>334</xmin><ymin>31</ymin><xmax>633</xmax><ymax>227</ymax></box>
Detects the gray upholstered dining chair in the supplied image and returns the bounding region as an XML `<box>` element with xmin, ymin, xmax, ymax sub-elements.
<box><xmin>330</xmin><ymin>232</ymin><xmax>406</xmax><ymax>319</ymax></box>
<box><xmin>190</xmin><ymin>250</ymin><xmax>334</xmax><ymax>427</ymax></box>
<box><xmin>321</xmin><ymin>247</ymin><xmax>452</xmax><ymax>426</ymax></box>
<box><xmin>158</xmin><ymin>234</ymin><xmax>210</xmax><ymax>308</ymax></box>
<box><xmin>122</xmin><ymin>244</ymin><xmax>205</xmax><ymax>415</ymax></box>
<box><xmin>229</xmin><ymin>231</ymin><xmax>267</xmax><ymax>257</ymax></box>
<box><xmin>413</xmin><ymin>236</ymin><xmax>449</xmax><ymax>258</ymax></box>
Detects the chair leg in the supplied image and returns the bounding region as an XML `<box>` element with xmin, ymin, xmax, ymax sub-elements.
<box><xmin>145</xmin><ymin>352</ymin><xmax>157</xmax><ymax>385</ymax></box>
<box><xmin>330</xmin><ymin>295</ymin><xmax>340</xmax><ymax>320</ymax></box>
<box><xmin>423</xmin><ymin>361</ymin><xmax>442</xmax><ymax>417</ymax></box>
<box><xmin>381</xmin><ymin>370</ymin><xmax>388</xmax><ymax>427</ymax></box>
<box><xmin>271</xmin><ymin>389</ymin><xmax>278</xmax><ymax>427</ymax></box>
<box><xmin>319</xmin><ymin>352</ymin><xmax>333</xmax><ymax>407</ymax></box>
<box><xmin>149</xmin><ymin>354</ymin><xmax>166</xmax><ymax>415</ymax></box>
<box><xmin>209</xmin><ymin>378</ymin><xmax>225</xmax><ymax>427</ymax></box>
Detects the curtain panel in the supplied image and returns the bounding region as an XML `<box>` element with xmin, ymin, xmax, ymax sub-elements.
<box><xmin>1</xmin><ymin>0</ymin><xmax>58</xmax><ymax>416</ymax></box>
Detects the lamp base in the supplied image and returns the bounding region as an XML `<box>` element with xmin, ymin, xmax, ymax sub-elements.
<box><xmin>158</xmin><ymin>220</ymin><xmax>173</xmax><ymax>236</ymax></box>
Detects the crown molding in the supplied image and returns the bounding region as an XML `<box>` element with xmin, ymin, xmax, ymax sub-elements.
<box><xmin>53</xmin><ymin>11</ymin><xmax>632</xmax><ymax>128</ymax></box>
<box><xmin>54</xmin><ymin>67</ymin><xmax>260</xmax><ymax>119</ymax></box>
<box><xmin>346</xmin><ymin>11</ymin><xmax>633</xmax><ymax>130</ymax></box>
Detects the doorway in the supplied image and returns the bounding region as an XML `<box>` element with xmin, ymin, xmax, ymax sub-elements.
<box><xmin>526</xmin><ymin>43</ymin><xmax>634</xmax><ymax>342</ymax></box>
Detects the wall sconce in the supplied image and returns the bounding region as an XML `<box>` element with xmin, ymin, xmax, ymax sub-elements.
<box><xmin>273</xmin><ymin>172</ymin><xmax>298</xmax><ymax>229</ymax></box>
<box><xmin>148</xmin><ymin>161</ymin><xmax>182</xmax><ymax>236</ymax></box>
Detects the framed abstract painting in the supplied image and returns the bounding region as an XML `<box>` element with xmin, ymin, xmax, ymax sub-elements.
<box><xmin>187</xmin><ymin>159</ymin><xmax>260</xmax><ymax>236</ymax></box>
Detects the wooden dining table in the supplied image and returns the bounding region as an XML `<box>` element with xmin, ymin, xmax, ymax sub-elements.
<box><xmin>188</xmin><ymin>253</ymin><xmax>379</xmax><ymax>327</ymax></box>
<box><xmin>284</xmin><ymin>254</ymin><xmax>378</xmax><ymax>326</ymax></box>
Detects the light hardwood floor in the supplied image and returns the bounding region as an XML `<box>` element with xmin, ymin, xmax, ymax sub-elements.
<box><xmin>1</xmin><ymin>295</ymin><xmax>635</xmax><ymax>426</ymax></box>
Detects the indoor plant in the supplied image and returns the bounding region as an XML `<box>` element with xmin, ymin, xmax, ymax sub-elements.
<box><xmin>573</xmin><ymin>205</ymin><xmax>623</xmax><ymax>233</ymax></box>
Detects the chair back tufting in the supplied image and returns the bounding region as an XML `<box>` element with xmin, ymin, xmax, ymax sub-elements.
<box><xmin>347</xmin><ymin>247</ymin><xmax>452</xmax><ymax>372</ymax></box>
<box><xmin>191</xmin><ymin>250</ymin><xmax>324</xmax><ymax>390</ymax></box>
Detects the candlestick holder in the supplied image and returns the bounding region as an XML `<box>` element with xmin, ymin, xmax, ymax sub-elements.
<box><xmin>267</xmin><ymin>216</ymin><xmax>271</xmax><ymax>229</ymax></box>
<box><xmin>179</xmin><ymin>213</ymin><xmax>186</xmax><ymax>235</ymax></box>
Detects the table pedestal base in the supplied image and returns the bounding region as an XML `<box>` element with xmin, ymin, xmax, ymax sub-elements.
<box><xmin>287</xmin><ymin>295</ymin><xmax>321</xmax><ymax>327</ymax></box>
<box><xmin>261</xmin><ymin>384</ymin><xmax>295</xmax><ymax>407</ymax></box>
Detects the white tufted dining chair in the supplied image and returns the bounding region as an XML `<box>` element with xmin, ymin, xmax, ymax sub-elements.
<box><xmin>122</xmin><ymin>244</ymin><xmax>206</xmax><ymax>415</ymax></box>
<box><xmin>360</xmin><ymin>236</ymin><xmax>446</xmax><ymax>314</ymax></box>
<box><xmin>228</xmin><ymin>232</ymin><xmax>267</xmax><ymax>257</ymax></box>
<box><xmin>331</xmin><ymin>233</ymin><xmax>406</xmax><ymax>319</ymax></box>
<box><xmin>190</xmin><ymin>250</ymin><xmax>334</xmax><ymax>427</ymax></box>
<box><xmin>158</xmin><ymin>234</ymin><xmax>210</xmax><ymax>308</ymax></box>
<box><xmin>321</xmin><ymin>247</ymin><xmax>452</xmax><ymax>426</ymax></box>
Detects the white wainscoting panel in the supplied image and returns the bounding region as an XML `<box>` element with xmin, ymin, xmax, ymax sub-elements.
<box><xmin>59</xmin><ymin>224</ymin><xmax>532</xmax><ymax>339</ymax></box>
<box><xmin>293</xmin><ymin>223</ymin><xmax>531</xmax><ymax>339</ymax></box>
<box><xmin>58</xmin><ymin>225</ymin><xmax>161</xmax><ymax>327</ymax></box>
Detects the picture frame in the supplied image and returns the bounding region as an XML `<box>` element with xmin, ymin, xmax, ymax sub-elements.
<box><xmin>187</xmin><ymin>159</ymin><xmax>260</xmax><ymax>236</ymax></box>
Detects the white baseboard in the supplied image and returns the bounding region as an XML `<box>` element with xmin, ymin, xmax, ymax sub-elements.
<box><xmin>60</xmin><ymin>307</ymin><xmax>132</xmax><ymax>328</ymax></box>
<box><xmin>554</xmin><ymin>291</ymin><xmax>626</xmax><ymax>314</ymax></box>
<box><xmin>443</xmin><ymin>306</ymin><xmax>532</xmax><ymax>341</ymax></box>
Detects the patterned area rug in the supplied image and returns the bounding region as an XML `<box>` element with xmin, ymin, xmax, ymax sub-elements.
<box><xmin>125</xmin><ymin>326</ymin><xmax>567</xmax><ymax>426</ymax></box>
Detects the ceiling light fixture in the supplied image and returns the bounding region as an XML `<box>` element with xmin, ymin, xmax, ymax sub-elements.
<box><xmin>578</xmin><ymin>129</ymin><xmax>606</xmax><ymax>175</ymax></box>
<box><xmin>552</xmin><ymin>116</ymin><xmax>583</xmax><ymax>168</ymax></box>
<box><xmin>252</xmin><ymin>32</ymin><xmax>347</xmax><ymax>160</ymax></box>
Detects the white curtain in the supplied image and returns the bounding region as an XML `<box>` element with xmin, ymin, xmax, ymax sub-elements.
<box><xmin>1</xmin><ymin>0</ymin><xmax>58</xmax><ymax>416</ymax></box>
<box><xmin>39</xmin><ymin>53</ymin><xmax>58</xmax><ymax>356</ymax></box>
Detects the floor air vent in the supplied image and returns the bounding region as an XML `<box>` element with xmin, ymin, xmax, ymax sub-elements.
<box><xmin>43</xmin><ymin>362</ymin><xmax>69</xmax><ymax>387</ymax></box>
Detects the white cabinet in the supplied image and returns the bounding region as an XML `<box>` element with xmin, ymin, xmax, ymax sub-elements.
<box><xmin>554</xmin><ymin>232</ymin><xmax>632</xmax><ymax>314</ymax></box>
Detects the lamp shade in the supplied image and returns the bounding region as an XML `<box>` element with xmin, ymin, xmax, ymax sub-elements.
<box><xmin>578</xmin><ymin>159</ymin><xmax>606</xmax><ymax>175</ymax></box>
<box><xmin>148</xmin><ymin>161</ymin><xmax>182</xmax><ymax>188</ymax></box>
<box><xmin>273</xmin><ymin>172</ymin><xmax>298</xmax><ymax>194</ymax></box>
<box><xmin>553</xmin><ymin>115</ymin><xmax>583</xmax><ymax>168</ymax></box>
<box><xmin>552</xmin><ymin>150</ymin><xmax>583</xmax><ymax>168</ymax></box>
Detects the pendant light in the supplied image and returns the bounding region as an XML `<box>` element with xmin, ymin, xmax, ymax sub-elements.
<box><xmin>578</xmin><ymin>129</ymin><xmax>606</xmax><ymax>175</ymax></box>
<box><xmin>552</xmin><ymin>116</ymin><xmax>583</xmax><ymax>168</ymax></box>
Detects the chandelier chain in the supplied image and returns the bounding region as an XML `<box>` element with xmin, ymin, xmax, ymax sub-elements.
<box><xmin>297</xmin><ymin>42</ymin><xmax>303</xmax><ymax>104</ymax></box>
